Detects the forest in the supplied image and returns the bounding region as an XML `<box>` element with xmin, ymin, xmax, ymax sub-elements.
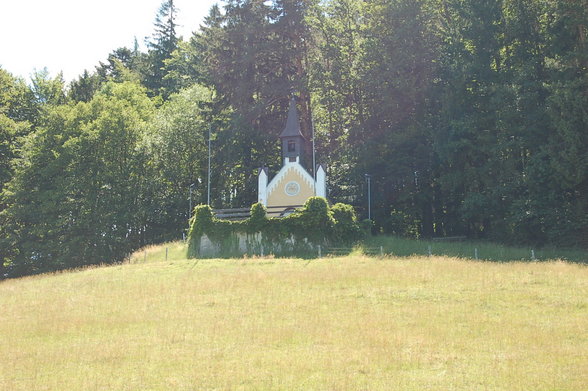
<box><xmin>0</xmin><ymin>0</ymin><xmax>586</xmax><ymax>277</ymax></box>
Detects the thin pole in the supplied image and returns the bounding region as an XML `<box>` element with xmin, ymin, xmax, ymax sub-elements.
<box><xmin>311</xmin><ymin>107</ymin><xmax>316</xmax><ymax>195</ymax></box>
<box><xmin>366</xmin><ymin>174</ymin><xmax>371</xmax><ymax>220</ymax></box>
<box><xmin>368</xmin><ymin>176</ymin><xmax>371</xmax><ymax>220</ymax></box>
<box><xmin>189</xmin><ymin>183</ymin><xmax>193</xmax><ymax>219</ymax></box>
<box><xmin>207</xmin><ymin>125</ymin><xmax>211</xmax><ymax>206</ymax></box>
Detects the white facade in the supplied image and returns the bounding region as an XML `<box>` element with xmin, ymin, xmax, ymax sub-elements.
<box><xmin>258</xmin><ymin>160</ymin><xmax>327</xmax><ymax>212</ymax></box>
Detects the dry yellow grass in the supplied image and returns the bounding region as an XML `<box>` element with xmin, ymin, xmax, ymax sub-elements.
<box><xmin>1</xmin><ymin>249</ymin><xmax>587</xmax><ymax>390</ymax></box>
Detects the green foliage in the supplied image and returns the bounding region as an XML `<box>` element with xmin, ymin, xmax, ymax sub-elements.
<box><xmin>187</xmin><ymin>205</ymin><xmax>213</xmax><ymax>258</ymax></box>
<box><xmin>0</xmin><ymin>68</ymin><xmax>38</xmax><ymax>123</ymax></box>
<box><xmin>289</xmin><ymin>197</ymin><xmax>335</xmax><ymax>244</ymax></box>
<box><xmin>360</xmin><ymin>219</ymin><xmax>375</xmax><ymax>235</ymax></box>
<box><xmin>187</xmin><ymin>204</ymin><xmax>245</xmax><ymax>258</ymax></box>
<box><xmin>30</xmin><ymin>68</ymin><xmax>66</xmax><ymax>107</ymax></box>
<box><xmin>146</xmin><ymin>84</ymin><xmax>215</xmax><ymax>240</ymax></box>
<box><xmin>68</xmin><ymin>70</ymin><xmax>101</xmax><ymax>103</ymax></box>
<box><xmin>382</xmin><ymin>210</ymin><xmax>419</xmax><ymax>239</ymax></box>
<box><xmin>0</xmin><ymin>115</ymin><xmax>29</xmax><ymax>189</ymax></box>
<box><xmin>3</xmin><ymin>0</ymin><xmax>588</xmax><ymax>279</ymax></box>
<box><xmin>246</xmin><ymin>202</ymin><xmax>269</xmax><ymax>234</ymax></box>
<box><xmin>190</xmin><ymin>0</ymin><xmax>317</xmax><ymax>207</ymax></box>
<box><xmin>145</xmin><ymin>0</ymin><xmax>180</xmax><ymax>98</ymax></box>
<box><xmin>187</xmin><ymin>197</ymin><xmax>361</xmax><ymax>258</ymax></box>
<box><xmin>331</xmin><ymin>203</ymin><xmax>363</xmax><ymax>243</ymax></box>
<box><xmin>1</xmin><ymin>81</ymin><xmax>155</xmax><ymax>277</ymax></box>
<box><xmin>0</xmin><ymin>69</ymin><xmax>34</xmax><ymax>191</ymax></box>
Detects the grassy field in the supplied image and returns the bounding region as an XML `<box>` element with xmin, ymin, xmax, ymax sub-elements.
<box><xmin>1</xmin><ymin>243</ymin><xmax>587</xmax><ymax>390</ymax></box>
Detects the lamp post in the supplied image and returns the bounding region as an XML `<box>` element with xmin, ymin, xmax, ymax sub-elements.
<box><xmin>207</xmin><ymin>124</ymin><xmax>212</xmax><ymax>206</ymax></box>
<box><xmin>311</xmin><ymin>109</ymin><xmax>316</xmax><ymax>196</ymax></box>
<box><xmin>365</xmin><ymin>173</ymin><xmax>372</xmax><ymax>220</ymax></box>
<box><xmin>189</xmin><ymin>183</ymin><xmax>196</xmax><ymax>219</ymax></box>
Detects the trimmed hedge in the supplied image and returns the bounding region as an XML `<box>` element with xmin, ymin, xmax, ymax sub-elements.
<box><xmin>187</xmin><ymin>197</ymin><xmax>363</xmax><ymax>258</ymax></box>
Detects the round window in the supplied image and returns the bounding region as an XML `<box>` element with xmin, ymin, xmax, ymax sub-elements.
<box><xmin>285</xmin><ymin>181</ymin><xmax>300</xmax><ymax>196</ymax></box>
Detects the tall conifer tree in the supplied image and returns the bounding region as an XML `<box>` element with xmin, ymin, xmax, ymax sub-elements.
<box><xmin>145</xmin><ymin>0</ymin><xmax>180</xmax><ymax>98</ymax></box>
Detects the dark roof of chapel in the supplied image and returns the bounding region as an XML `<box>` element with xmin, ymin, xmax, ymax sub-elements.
<box><xmin>279</xmin><ymin>96</ymin><xmax>305</xmax><ymax>139</ymax></box>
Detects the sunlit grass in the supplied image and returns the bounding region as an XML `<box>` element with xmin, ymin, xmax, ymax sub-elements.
<box><xmin>1</xmin><ymin>245</ymin><xmax>587</xmax><ymax>390</ymax></box>
<box><xmin>127</xmin><ymin>240</ymin><xmax>188</xmax><ymax>264</ymax></box>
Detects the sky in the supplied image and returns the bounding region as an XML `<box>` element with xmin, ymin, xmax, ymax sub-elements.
<box><xmin>0</xmin><ymin>0</ymin><xmax>220</xmax><ymax>83</ymax></box>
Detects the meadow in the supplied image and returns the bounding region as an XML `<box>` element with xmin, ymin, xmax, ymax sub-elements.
<box><xmin>1</xmin><ymin>242</ymin><xmax>587</xmax><ymax>390</ymax></box>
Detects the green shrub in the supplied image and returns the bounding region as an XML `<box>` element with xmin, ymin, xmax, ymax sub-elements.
<box><xmin>331</xmin><ymin>203</ymin><xmax>362</xmax><ymax>244</ymax></box>
<box><xmin>246</xmin><ymin>202</ymin><xmax>268</xmax><ymax>234</ymax></box>
<box><xmin>187</xmin><ymin>205</ymin><xmax>213</xmax><ymax>257</ymax></box>
<box><xmin>187</xmin><ymin>197</ymin><xmax>361</xmax><ymax>258</ymax></box>
<box><xmin>382</xmin><ymin>209</ymin><xmax>420</xmax><ymax>238</ymax></box>
<box><xmin>286</xmin><ymin>197</ymin><xmax>334</xmax><ymax>245</ymax></box>
<box><xmin>361</xmin><ymin>219</ymin><xmax>375</xmax><ymax>235</ymax></box>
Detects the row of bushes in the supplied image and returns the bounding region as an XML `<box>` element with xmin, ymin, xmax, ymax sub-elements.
<box><xmin>187</xmin><ymin>197</ymin><xmax>364</xmax><ymax>258</ymax></box>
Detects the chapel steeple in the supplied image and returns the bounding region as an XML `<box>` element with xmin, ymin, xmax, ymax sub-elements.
<box><xmin>257</xmin><ymin>95</ymin><xmax>326</xmax><ymax>214</ymax></box>
<box><xmin>279</xmin><ymin>96</ymin><xmax>306</xmax><ymax>165</ymax></box>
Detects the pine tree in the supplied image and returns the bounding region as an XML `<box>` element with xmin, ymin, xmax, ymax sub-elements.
<box><xmin>69</xmin><ymin>70</ymin><xmax>101</xmax><ymax>102</ymax></box>
<box><xmin>307</xmin><ymin>0</ymin><xmax>366</xmax><ymax>205</ymax></box>
<box><xmin>145</xmin><ymin>0</ymin><xmax>180</xmax><ymax>98</ymax></box>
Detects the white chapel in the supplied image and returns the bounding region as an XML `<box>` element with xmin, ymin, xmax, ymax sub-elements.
<box><xmin>257</xmin><ymin>97</ymin><xmax>326</xmax><ymax>216</ymax></box>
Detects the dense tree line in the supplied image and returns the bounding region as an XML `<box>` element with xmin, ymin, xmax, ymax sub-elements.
<box><xmin>1</xmin><ymin>0</ymin><xmax>586</xmax><ymax>277</ymax></box>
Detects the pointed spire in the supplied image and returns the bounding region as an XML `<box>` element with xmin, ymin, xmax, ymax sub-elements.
<box><xmin>279</xmin><ymin>96</ymin><xmax>304</xmax><ymax>138</ymax></box>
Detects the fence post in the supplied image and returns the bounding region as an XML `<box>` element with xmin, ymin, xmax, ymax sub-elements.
<box><xmin>428</xmin><ymin>245</ymin><xmax>432</xmax><ymax>257</ymax></box>
<box><xmin>531</xmin><ymin>249</ymin><xmax>535</xmax><ymax>260</ymax></box>
<box><xmin>380</xmin><ymin>246</ymin><xmax>384</xmax><ymax>257</ymax></box>
<box><xmin>165</xmin><ymin>247</ymin><xmax>168</xmax><ymax>262</ymax></box>
<box><xmin>318</xmin><ymin>245</ymin><xmax>322</xmax><ymax>258</ymax></box>
<box><xmin>475</xmin><ymin>248</ymin><xmax>478</xmax><ymax>260</ymax></box>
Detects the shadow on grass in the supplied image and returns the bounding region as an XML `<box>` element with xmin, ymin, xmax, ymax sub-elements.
<box><xmin>364</xmin><ymin>235</ymin><xmax>587</xmax><ymax>264</ymax></box>
<box><xmin>132</xmin><ymin>237</ymin><xmax>586</xmax><ymax>265</ymax></box>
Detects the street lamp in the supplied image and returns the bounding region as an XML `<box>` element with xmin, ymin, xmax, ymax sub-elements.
<box><xmin>311</xmin><ymin>108</ymin><xmax>316</xmax><ymax>196</ymax></box>
<box><xmin>207</xmin><ymin>124</ymin><xmax>212</xmax><ymax>206</ymax></box>
<box><xmin>189</xmin><ymin>183</ymin><xmax>196</xmax><ymax>219</ymax></box>
<box><xmin>365</xmin><ymin>173</ymin><xmax>372</xmax><ymax>220</ymax></box>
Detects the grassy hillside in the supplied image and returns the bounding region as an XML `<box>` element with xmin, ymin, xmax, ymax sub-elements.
<box><xmin>1</xmin><ymin>244</ymin><xmax>587</xmax><ymax>390</ymax></box>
